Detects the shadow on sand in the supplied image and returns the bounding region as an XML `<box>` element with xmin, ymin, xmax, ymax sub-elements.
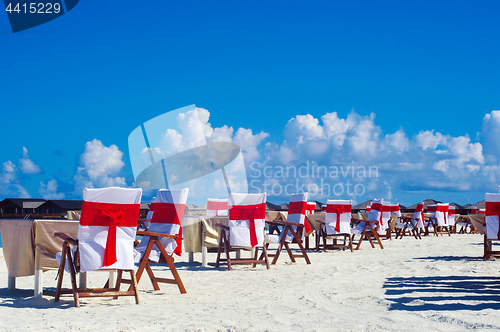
<box><xmin>384</xmin><ymin>275</ymin><xmax>500</xmax><ymax>311</ymax></box>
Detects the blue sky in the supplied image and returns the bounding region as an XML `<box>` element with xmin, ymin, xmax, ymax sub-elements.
<box><xmin>1</xmin><ymin>0</ymin><xmax>499</xmax><ymax>206</ymax></box>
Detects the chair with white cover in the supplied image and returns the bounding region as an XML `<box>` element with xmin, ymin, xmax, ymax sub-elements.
<box><xmin>264</xmin><ymin>193</ymin><xmax>311</xmax><ymax>264</ymax></box>
<box><xmin>434</xmin><ymin>203</ymin><xmax>451</xmax><ymax>236</ymax></box>
<box><xmin>54</xmin><ymin>187</ymin><xmax>142</xmax><ymax>307</ymax></box>
<box><xmin>207</xmin><ymin>198</ymin><xmax>229</xmax><ymax>217</ymax></box>
<box><xmin>138</xmin><ymin>196</ymin><xmax>155</xmax><ymax>231</ymax></box>
<box><xmin>215</xmin><ymin>193</ymin><xmax>270</xmax><ymax>270</ymax></box>
<box><xmin>399</xmin><ymin>202</ymin><xmax>424</xmax><ymax>239</ymax></box>
<box><xmin>426</xmin><ymin>205</ymin><xmax>438</xmax><ymax>236</ymax></box>
<box><xmin>133</xmin><ymin>188</ymin><xmax>188</xmax><ymax>294</ymax></box>
<box><xmin>483</xmin><ymin>194</ymin><xmax>500</xmax><ymax>259</ymax></box>
<box><xmin>448</xmin><ymin>206</ymin><xmax>456</xmax><ymax>233</ymax></box>
<box><xmin>304</xmin><ymin>201</ymin><xmax>316</xmax><ymax>249</ymax></box>
<box><xmin>318</xmin><ymin>199</ymin><xmax>353</xmax><ymax>252</ymax></box>
<box><xmin>378</xmin><ymin>202</ymin><xmax>393</xmax><ymax>240</ymax></box>
<box><xmin>352</xmin><ymin>198</ymin><xmax>384</xmax><ymax>250</ymax></box>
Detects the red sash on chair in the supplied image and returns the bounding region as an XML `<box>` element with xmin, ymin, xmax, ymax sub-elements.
<box><xmin>326</xmin><ymin>204</ymin><xmax>352</xmax><ymax>232</ymax></box>
<box><xmin>436</xmin><ymin>205</ymin><xmax>448</xmax><ymax>225</ymax></box>
<box><xmin>208</xmin><ymin>200</ymin><xmax>228</xmax><ymax>216</ymax></box>
<box><xmin>80</xmin><ymin>201</ymin><xmax>140</xmax><ymax>267</ymax></box>
<box><xmin>150</xmin><ymin>202</ymin><xmax>186</xmax><ymax>256</ymax></box>
<box><xmin>486</xmin><ymin>201</ymin><xmax>500</xmax><ymax>239</ymax></box>
<box><xmin>304</xmin><ymin>203</ymin><xmax>315</xmax><ymax>233</ymax></box>
<box><xmin>230</xmin><ymin>203</ymin><xmax>266</xmax><ymax>247</ymax></box>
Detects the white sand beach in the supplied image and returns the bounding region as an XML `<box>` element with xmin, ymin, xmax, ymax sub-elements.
<box><xmin>1</xmin><ymin>234</ymin><xmax>500</xmax><ymax>331</ymax></box>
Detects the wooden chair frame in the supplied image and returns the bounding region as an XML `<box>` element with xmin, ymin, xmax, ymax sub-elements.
<box><xmin>130</xmin><ymin>230</ymin><xmax>186</xmax><ymax>294</ymax></box>
<box><xmin>263</xmin><ymin>221</ymin><xmax>311</xmax><ymax>264</ymax></box>
<box><xmin>351</xmin><ymin>219</ymin><xmax>384</xmax><ymax>250</ymax></box>
<box><xmin>428</xmin><ymin>217</ymin><xmax>451</xmax><ymax>236</ymax></box>
<box><xmin>54</xmin><ymin>233</ymin><xmax>139</xmax><ymax>308</ymax></box>
<box><xmin>395</xmin><ymin>217</ymin><xmax>422</xmax><ymax>239</ymax></box>
<box><xmin>315</xmin><ymin>220</ymin><xmax>353</xmax><ymax>252</ymax></box>
<box><xmin>215</xmin><ymin>226</ymin><xmax>270</xmax><ymax>270</ymax></box>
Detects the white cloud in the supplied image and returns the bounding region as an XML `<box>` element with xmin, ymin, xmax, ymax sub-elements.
<box><xmin>74</xmin><ymin>139</ymin><xmax>126</xmax><ymax>193</ymax></box>
<box><xmin>19</xmin><ymin>147</ymin><xmax>42</xmax><ymax>174</ymax></box>
<box><xmin>415</xmin><ymin>130</ymin><xmax>447</xmax><ymax>150</ymax></box>
<box><xmin>39</xmin><ymin>179</ymin><xmax>65</xmax><ymax>199</ymax></box>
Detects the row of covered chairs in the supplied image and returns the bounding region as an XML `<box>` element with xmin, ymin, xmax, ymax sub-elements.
<box><xmin>54</xmin><ymin>188</ymin><xmax>318</xmax><ymax>307</ymax></box>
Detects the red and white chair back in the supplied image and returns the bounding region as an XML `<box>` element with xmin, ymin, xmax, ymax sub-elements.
<box><xmin>229</xmin><ymin>193</ymin><xmax>267</xmax><ymax>247</ymax></box>
<box><xmin>135</xmin><ymin>188</ymin><xmax>189</xmax><ymax>262</ymax></box>
<box><xmin>321</xmin><ymin>205</ymin><xmax>326</xmax><ymax>212</ymax></box>
<box><xmin>325</xmin><ymin>200</ymin><xmax>352</xmax><ymax>235</ymax></box>
<box><xmin>480</xmin><ymin>208</ymin><xmax>486</xmax><ymax>214</ymax></box>
<box><xmin>435</xmin><ymin>203</ymin><xmax>449</xmax><ymax>227</ymax></box>
<box><xmin>78</xmin><ymin>187</ymin><xmax>142</xmax><ymax>272</ymax></box>
<box><xmin>143</xmin><ymin>196</ymin><xmax>156</xmax><ymax>229</ymax></box>
<box><xmin>485</xmin><ymin>193</ymin><xmax>500</xmax><ymax>240</ymax></box>
<box><xmin>304</xmin><ymin>201</ymin><xmax>316</xmax><ymax>234</ymax></box>
<box><xmin>207</xmin><ymin>198</ymin><xmax>229</xmax><ymax>217</ymax></box>
<box><xmin>366</xmin><ymin>204</ymin><xmax>372</xmax><ymax>212</ymax></box>
<box><xmin>366</xmin><ymin>198</ymin><xmax>384</xmax><ymax>233</ymax></box>
<box><xmin>413</xmin><ymin>202</ymin><xmax>425</xmax><ymax>228</ymax></box>
<box><xmin>306</xmin><ymin>202</ymin><xmax>316</xmax><ymax>215</ymax></box>
<box><xmin>381</xmin><ymin>202</ymin><xmax>392</xmax><ymax>231</ymax></box>
<box><xmin>470</xmin><ymin>206</ymin><xmax>478</xmax><ymax>214</ymax></box>
<box><xmin>427</xmin><ymin>205</ymin><xmax>437</xmax><ymax>216</ymax></box>
<box><xmin>283</xmin><ymin>193</ymin><xmax>309</xmax><ymax>242</ymax></box>
<box><xmin>448</xmin><ymin>206</ymin><xmax>456</xmax><ymax>226</ymax></box>
<box><xmin>391</xmin><ymin>204</ymin><xmax>401</xmax><ymax>217</ymax></box>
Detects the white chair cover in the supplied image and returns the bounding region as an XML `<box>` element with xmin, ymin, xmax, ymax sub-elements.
<box><xmin>134</xmin><ymin>188</ymin><xmax>189</xmax><ymax>262</ymax></box>
<box><xmin>381</xmin><ymin>202</ymin><xmax>392</xmax><ymax>231</ymax></box>
<box><xmin>435</xmin><ymin>203</ymin><xmax>449</xmax><ymax>227</ymax></box>
<box><xmin>77</xmin><ymin>187</ymin><xmax>142</xmax><ymax>272</ymax></box>
<box><xmin>229</xmin><ymin>193</ymin><xmax>267</xmax><ymax>247</ymax></box>
<box><xmin>413</xmin><ymin>202</ymin><xmax>425</xmax><ymax>228</ymax></box>
<box><xmin>353</xmin><ymin>198</ymin><xmax>383</xmax><ymax>234</ymax></box>
<box><xmin>206</xmin><ymin>198</ymin><xmax>229</xmax><ymax>217</ymax></box>
<box><xmin>325</xmin><ymin>199</ymin><xmax>352</xmax><ymax>235</ymax></box>
<box><xmin>265</xmin><ymin>193</ymin><xmax>308</xmax><ymax>244</ymax></box>
<box><xmin>448</xmin><ymin>206</ymin><xmax>456</xmax><ymax>226</ymax></box>
<box><xmin>485</xmin><ymin>193</ymin><xmax>500</xmax><ymax>240</ymax></box>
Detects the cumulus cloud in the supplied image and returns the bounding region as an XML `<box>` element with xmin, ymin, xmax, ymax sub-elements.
<box><xmin>74</xmin><ymin>139</ymin><xmax>126</xmax><ymax>193</ymax></box>
<box><xmin>39</xmin><ymin>179</ymin><xmax>65</xmax><ymax>200</ymax></box>
<box><xmin>19</xmin><ymin>147</ymin><xmax>42</xmax><ymax>174</ymax></box>
<box><xmin>19</xmin><ymin>146</ymin><xmax>42</xmax><ymax>174</ymax></box>
<box><xmin>248</xmin><ymin>108</ymin><xmax>494</xmax><ymax>203</ymax></box>
<box><xmin>0</xmin><ymin>160</ymin><xmax>31</xmax><ymax>197</ymax></box>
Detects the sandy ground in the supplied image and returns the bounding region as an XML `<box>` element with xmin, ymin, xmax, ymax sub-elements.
<box><xmin>1</xmin><ymin>233</ymin><xmax>500</xmax><ymax>331</ymax></box>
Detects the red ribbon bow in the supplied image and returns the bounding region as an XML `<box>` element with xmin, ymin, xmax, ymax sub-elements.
<box><xmin>230</xmin><ymin>203</ymin><xmax>266</xmax><ymax>247</ymax></box>
<box><xmin>80</xmin><ymin>201</ymin><xmax>140</xmax><ymax>267</ymax></box>
<box><xmin>486</xmin><ymin>201</ymin><xmax>500</xmax><ymax>239</ymax></box>
<box><xmin>327</xmin><ymin>204</ymin><xmax>352</xmax><ymax>232</ymax></box>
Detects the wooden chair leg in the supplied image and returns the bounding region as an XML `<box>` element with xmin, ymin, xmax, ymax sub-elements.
<box><xmin>130</xmin><ymin>270</ymin><xmax>140</xmax><ymax>304</ymax></box>
<box><xmin>55</xmin><ymin>242</ymin><xmax>68</xmax><ymax>302</ymax></box>
<box><xmin>262</xmin><ymin>245</ymin><xmax>270</xmax><ymax>269</ymax></box>
<box><xmin>66</xmin><ymin>245</ymin><xmax>80</xmax><ymax>308</ymax></box>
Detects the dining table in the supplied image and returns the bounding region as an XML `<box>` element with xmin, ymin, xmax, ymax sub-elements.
<box><xmin>0</xmin><ymin>218</ymin><xmax>85</xmax><ymax>298</ymax></box>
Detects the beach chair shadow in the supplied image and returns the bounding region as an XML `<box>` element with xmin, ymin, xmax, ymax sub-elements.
<box><xmin>384</xmin><ymin>275</ymin><xmax>500</xmax><ymax>311</ymax></box>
